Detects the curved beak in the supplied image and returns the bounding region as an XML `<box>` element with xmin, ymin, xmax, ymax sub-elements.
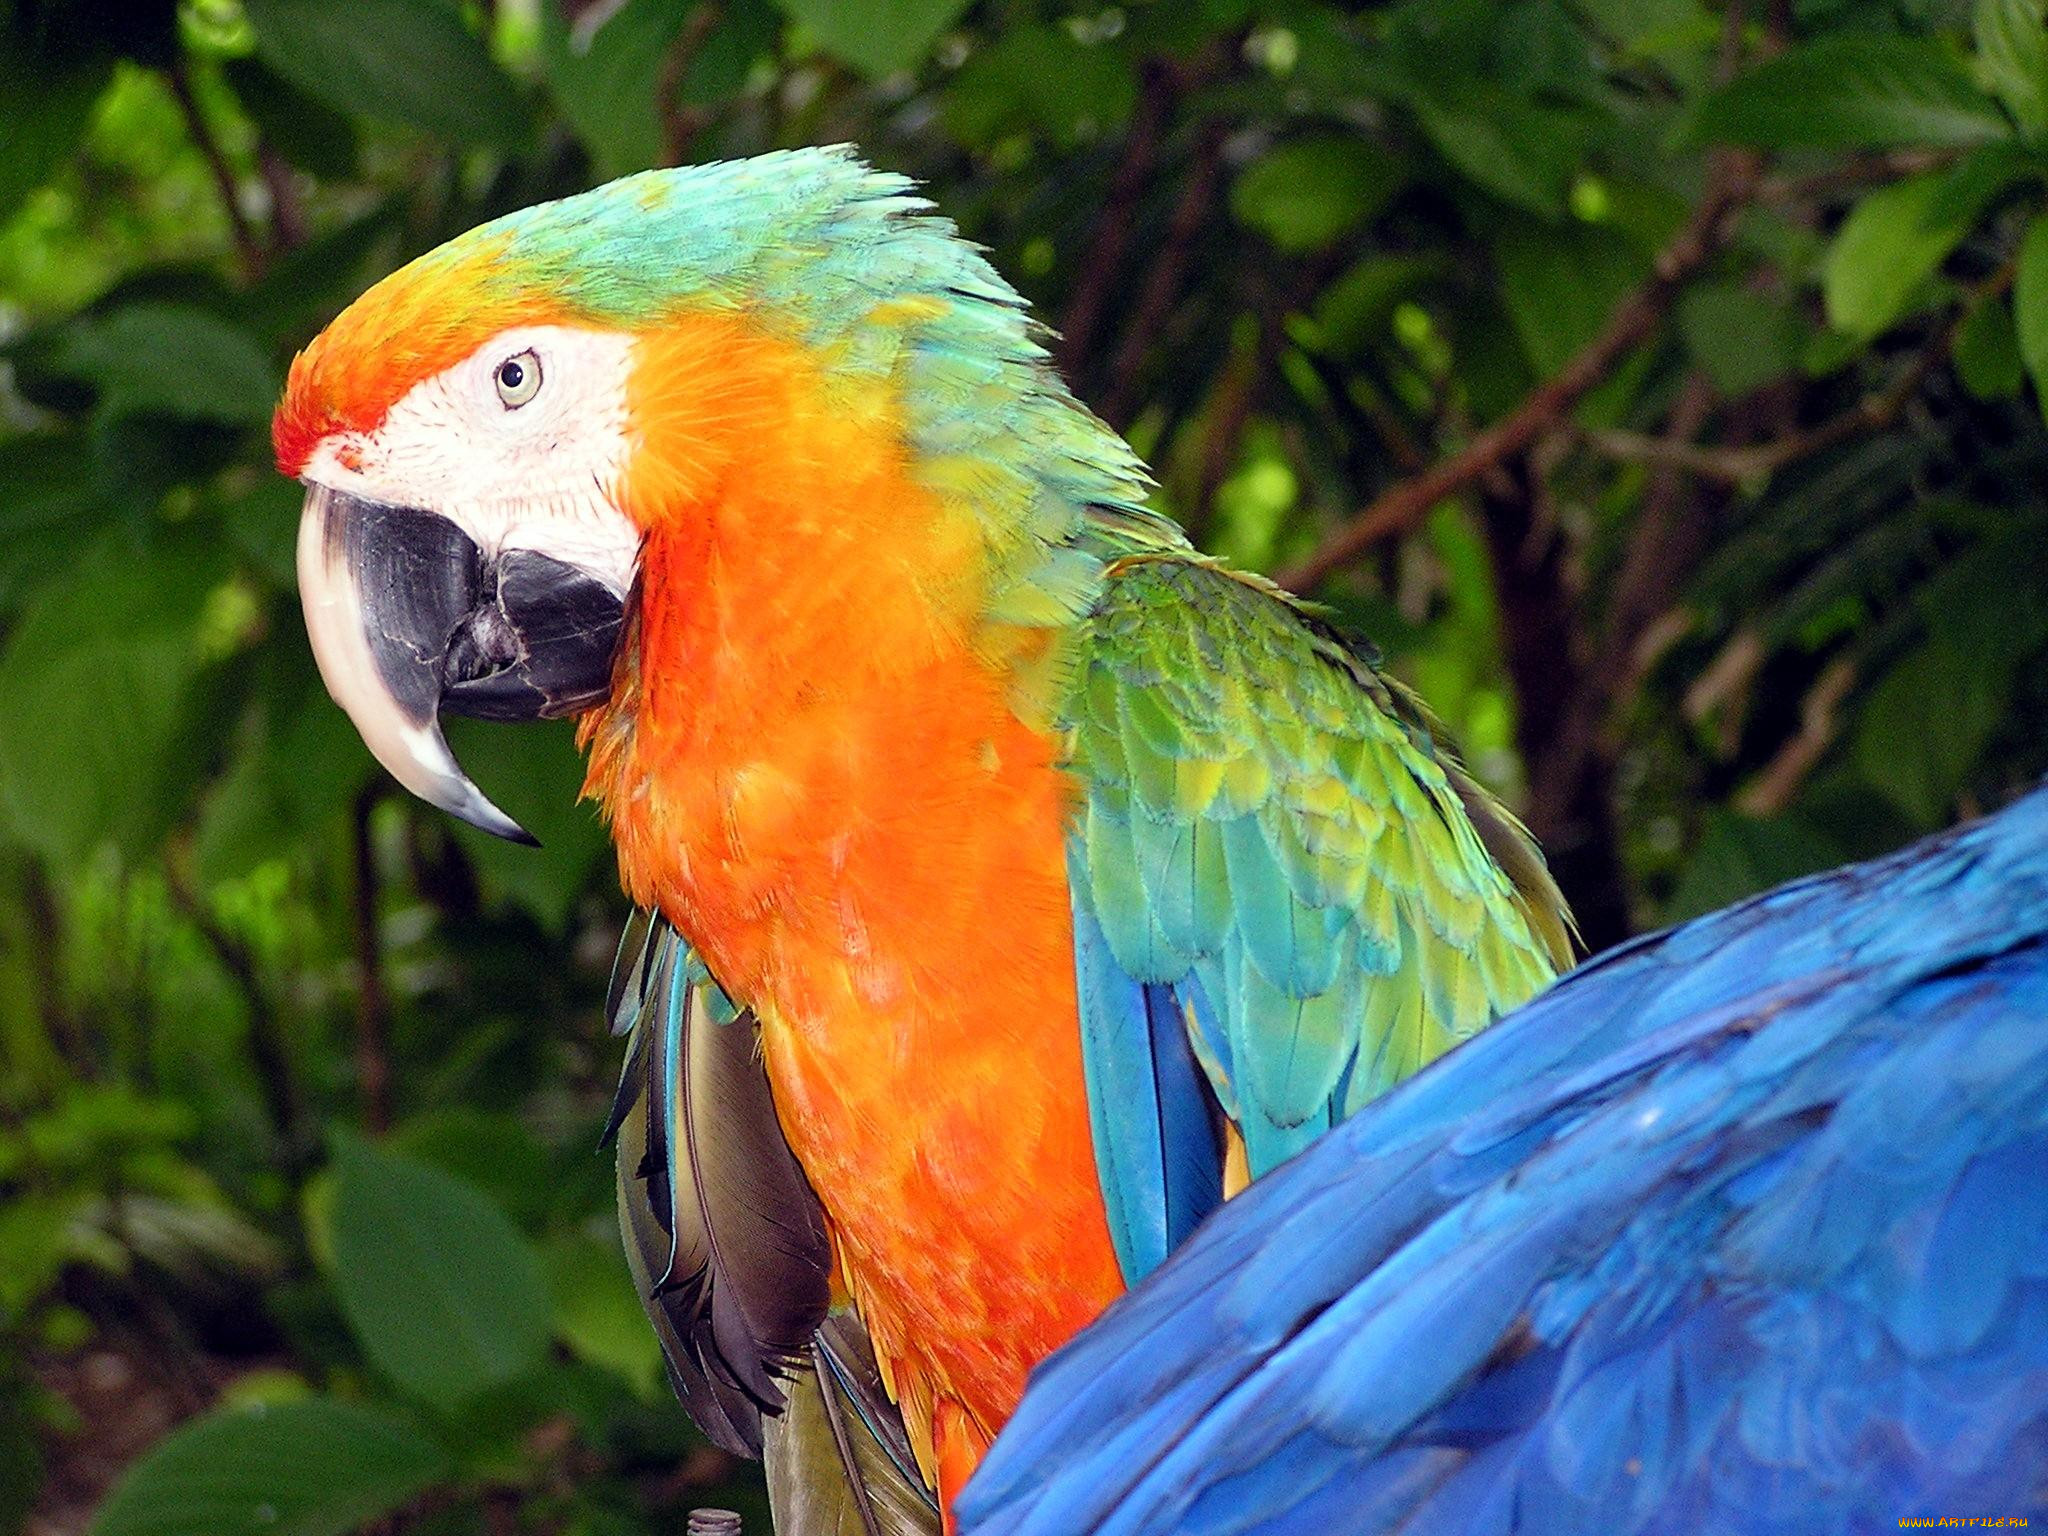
<box><xmin>296</xmin><ymin>483</ymin><xmax>627</xmax><ymax>844</ymax></box>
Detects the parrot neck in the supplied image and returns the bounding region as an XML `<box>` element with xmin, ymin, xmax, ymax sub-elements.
<box><xmin>578</xmin><ymin>309</ymin><xmax>1139</xmax><ymax>1478</ymax></box>
<box><xmin>580</xmin><ymin>310</ymin><xmax>1094</xmax><ymax>987</ymax></box>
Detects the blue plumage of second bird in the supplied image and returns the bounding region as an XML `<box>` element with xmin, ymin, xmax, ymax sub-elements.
<box><xmin>959</xmin><ymin>785</ymin><xmax>2048</xmax><ymax>1536</ymax></box>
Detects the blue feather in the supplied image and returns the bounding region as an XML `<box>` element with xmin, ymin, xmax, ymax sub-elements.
<box><xmin>1072</xmin><ymin>883</ymin><xmax>1225</xmax><ymax>1282</ymax></box>
<box><xmin>962</xmin><ymin>784</ymin><xmax>2048</xmax><ymax>1536</ymax></box>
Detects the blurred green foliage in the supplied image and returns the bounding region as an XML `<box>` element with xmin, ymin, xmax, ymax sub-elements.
<box><xmin>2</xmin><ymin>0</ymin><xmax>2047</xmax><ymax>1531</ymax></box>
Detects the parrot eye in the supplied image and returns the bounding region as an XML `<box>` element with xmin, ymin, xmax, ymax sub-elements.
<box><xmin>494</xmin><ymin>350</ymin><xmax>542</xmax><ymax>409</ymax></box>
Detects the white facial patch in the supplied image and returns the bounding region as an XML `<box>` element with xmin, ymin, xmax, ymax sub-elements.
<box><xmin>301</xmin><ymin>325</ymin><xmax>643</xmax><ymax>597</ymax></box>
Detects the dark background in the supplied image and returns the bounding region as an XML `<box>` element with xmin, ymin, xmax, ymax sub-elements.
<box><xmin>3</xmin><ymin>1</ymin><xmax>2046</xmax><ymax>1532</ymax></box>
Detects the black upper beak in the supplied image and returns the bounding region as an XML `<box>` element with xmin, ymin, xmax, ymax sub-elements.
<box><xmin>297</xmin><ymin>484</ymin><xmax>627</xmax><ymax>844</ymax></box>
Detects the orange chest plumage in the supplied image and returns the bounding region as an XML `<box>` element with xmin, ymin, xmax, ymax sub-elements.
<box><xmin>580</xmin><ymin>318</ymin><xmax>1124</xmax><ymax>1495</ymax></box>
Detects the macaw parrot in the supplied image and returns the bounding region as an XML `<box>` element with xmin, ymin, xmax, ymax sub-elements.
<box><xmin>960</xmin><ymin>785</ymin><xmax>2048</xmax><ymax>1536</ymax></box>
<box><xmin>275</xmin><ymin>147</ymin><xmax>1573</xmax><ymax>1530</ymax></box>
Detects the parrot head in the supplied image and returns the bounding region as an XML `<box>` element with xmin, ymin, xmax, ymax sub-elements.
<box><xmin>278</xmin><ymin>146</ymin><xmax>1151</xmax><ymax>844</ymax></box>
<box><xmin>281</xmin><ymin>313</ymin><xmax>637</xmax><ymax>842</ymax></box>
<box><xmin>277</xmin><ymin>198</ymin><xmax>660</xmax><ymax>842</ymax></box>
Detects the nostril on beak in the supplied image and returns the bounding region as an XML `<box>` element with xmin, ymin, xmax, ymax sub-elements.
<box><xmin>443</xmin><ymin>591</ymin><xmax>526</xmax><ymax>688</ymax></box>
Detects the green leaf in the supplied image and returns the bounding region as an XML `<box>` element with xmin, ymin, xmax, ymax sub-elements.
<box><xmin>221</xmin><ymin>56</ymin><xmax>357</xmax><ymax>181</ymax></box>
<box><xmin>680</xmin><ymin>0</ymin><xmax>784</xmax><ymax>106</ymax></box>
<box><xmin>775</xmin><ymin>0</ymin><xmax>970</xmax><ymax>78</ymax></box>
<box><xmin>1572</xmin><ymin>0</ymin><xmax>1714</xmax><ymax>56</ymax></box>
<box><xmin>1494</xmin><ymin>220</ymin><xmax>1648</xmax><ymax>376</ymax></box>
<box><xmin>1667</xmin><ymin>810</ymin><xmax>1846</xmax><ymax>922</ymax></box>
<box><xmin>1852</xmin><ymin>524</ymin><xmax>2048</xmax><ymax>826</ymax></box>
<box><xmin>1977</xmin><ymin>0</ymin><xmax>2048</xmax><ymax>140</ymax></box>
<box><xmin>217</xmin><ymin>474</ymin><xmax>304</xmax><ymax>588</ymax></box>
<box><xmin>1408</xmin><ymin>90</ymin><xmax>1578</xmax><ymax>218</ymax></box>
<box><xmin>89</xmin><ymin>1396</ymin><xmax>448</xmax><ymax>1536</ymax></box>
<box><xmin>1953</xmin><ymin>292</ymin><xmax>2026</xmax><ymax>397</ymax></box>
<box><xmin>1312</xmin><ymin>254</ymin><xmax>1445</xmax><ymax>356</ymax></box>
<box><xmin>46</xmin><ymin>305</ymin><xmax>278</xmax><ymax>425</ymax></box>
<box><xmin>246</xmin><ymin>0</ymin><xmax>526</xmax><ymax>147</ymax></box>
<box><xmin>443</xmin><ymin>717</ymin><xmax>611</xmax><ymax>930</ymax></box>
<box><xmin>0</xmin><ymin>534</ymin><xmax>227</xmax><ymax>864</ymax></box>
<box><xmin>1696</xmin><ymin>34</ymin><xmax>2009</xmax><ymax>150</ymax></box>
<box><xmin>193</xmin><ymin>656</ymin><xmax>374</xmax><ymax>886</ymax></box>
<box><xmin>1822</xmin><ymin>168</ymin><xmax>1982</xmax><ymax>340</ymax></box>
<box><xmin>0</xmin><ymin>432</ymin><xmax>116</xmax><ymax>616</ymax></box>
<box><xmin>542</xmin><ymin>0</ymin><xmax>692</xmax><ymax>179</ymax></box>
<box><xmin>389</xmin><ymin>1107</ymin><xmax>552</xmax><ymax>1231</ymax></box>
<box><xmin>239</xmin><ymin>206</ymin><xmax>403</xmax><ymax>349</ymax></box>
<box><xmin>942</xmin><ymin>24</ymin><xmax>1136</xmax><ymax>149</ymax></box>
<box><xmin>327</xmin><ymin>1134</ymin><xmax>552</xmax><ymax>1411</ymax></box>
<box><xmin>0</xmin><ymin>38</ymin><xmax>114</xmax><ymax>223</ymax></box>
<box><xmin>0</xmin><ymin>1194</ymin><xmax>76</xmax><ymax>1319</ymax></box>
<box><xmin>1855</xmin><ymin>637</ymin><xmax>2006</xmax><ymax>826</ymax></box>
<box><xmin>0</xmin><ymin>1359</ymin><xmax>40</xmax><ymax>1536</ymax></box>
<box><xmin>545</xmin><ymin>1236</ymin><xmax>664</xmax><ymax>1395</ymax></box>
<box><xmin>1231</xmin><ymin>135</ymin><xmax>1404</xmax><ymax>252</ymax></box>
<box><xmin>1678</xmin><ymin>281</ymin><xmax>1802</xmax><ymax>395</ymax></box>
<box><xmin>2014</xmin><ymin>208</ymin><xmax>2048</xmax><ymax>420</ymax></box>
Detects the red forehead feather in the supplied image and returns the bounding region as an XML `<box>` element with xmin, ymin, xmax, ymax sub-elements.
<box><xmin>271</xmin><ymin>234</ymin><xmax>572</xmax><ymax>476</ymax></box>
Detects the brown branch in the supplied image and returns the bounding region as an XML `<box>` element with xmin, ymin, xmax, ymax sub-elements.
<box><xmin>165</xmin><ymin>848</ymin><xmax>308</xmax><ymax>1165</ymax></box>
<box><xmin>1186</xmin><ymin>272</ymin><xmax>1303</xmax><ymax>542</ymax></box>
<box><xmin>1737</xmin><ymin>657</ymin><xmax>1858</xmax><ymax>815</ymax></box>
<box><xmin>1597</xmin><ymin>371</ymin><xmax>1718</xmax><ymax>682</ymax></box>
<box><xmin>1188</xmin><ymin>335</ymin><xmax>1261</xmax><ymax>543</ymax></box>
<box><xmin>167</xmin><ymin>59</ymin><xmax>263</xmax><ymax>279</ymax></box>
<box><xmin>258</xmin><ymin>145</ymin><xmax>309</xmax><ymax>252</ymax></box>
<box><xmin>18</xmin><ymin>854</ymin><xmax>88</xmax><ymax>1077</ymax></box>
<box><xmin>1479</xmin><ymin>463</ymin><xmax>1634</xmax><ymax>948</ymax></box>
<box><xmin>658</xmin><ymin>2</ymin><xmax>726</xmax><ymax>165</ymax></box>
<box><xmin>1276</xmin><ymin>154</ymin><xmax>1760</xmax><ymax>592</ymax></box>
<box><xmin>352</xmin><ymin>784</ymin><xmax>393</xmax><ymax>1134</ymax></box>
<box><xmin>1099</xmin><ymin>120</ymin><xmax>1228</xmax><ymax>429</ymax></box>
<box><xmin>1059</xmin><ymin>57</ymin><xmax>1178</xmax><ymax>381</ymax></box>
<box><xmin>1754</xmin><ymin>148</ymin><xmax>1958</xmax><ymax>207</ymax></box>
<box><xmin>1582</xmin><ymin>255</ymin><xmax>2019</xmax><ymax>487</ymax></box>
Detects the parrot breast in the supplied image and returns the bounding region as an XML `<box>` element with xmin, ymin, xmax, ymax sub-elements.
<box><xmin>579</xmin><ymin>312</ymin><xmax>1126</xmax><ymax>1501</ymax></box>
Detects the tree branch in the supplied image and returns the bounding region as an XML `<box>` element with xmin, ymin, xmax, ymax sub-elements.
<box><xmin>18</xmin><ymin>854</ymin><xmax>88</xmax><ymax>1078</ymax></box>
<box><xmin>1737</xmin><ymin>657</ymin><xmax>1858</xmax><ymax>815</ymax></box>
<box><xmin>1059</xmin><ymin>56</ymin><xmax>1178</xmax><ymax>381</ymax></box>
<box><xmin>1754</xmin><ymin>147</ymin><xmax>1958</xmax><ymax>207</ymax></box>
<box><xmin>1596</xmin><ymin>370</ymin><xmax>1719</xmax><ymax>681</ymax></box>
<box><xmin>167</xmin><ymin>59</ymin><xmax>263</xmax><ymax>280</ymax></box>
<box><xmin>1581</xmin><ymin>255</ymin><xmax>2018</xmax><ymax>487</ymax></box>
<box><xmin>165</xmin><ymin>848</ymin><xmax>308</xmax><ymax>1169</ymax></box>
<box><xmin>1275</xmin><ymin>155</ymin><xmax>1760</xmax><ymax>593</ymax></box>
<box><xmin>352</xmin><ymin>784</ymin><xmax>393</xmax><ymax>1134</ymax></box>
<box><xmin>258</xmin><ymin>145</ymin><xmax>309</xmax><ymax>252</ymax></box>
<box><xmin>1099</xmin><ymin>119</ymin><xmax>1228</xmax><ymax>429</ymax></box>
<box><xmin>657</xmin><ymin>3</ymin><xmax>726</xmax><ymax>165</ymax></box>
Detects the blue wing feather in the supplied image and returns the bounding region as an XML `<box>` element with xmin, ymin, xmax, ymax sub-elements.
<box><xmin>966</xmin><ymin>785</ymin><xmax>2048</xmax><ymax>1536</ymax></box>
<box><xmin>1065</xmin><ymin>559</ymin><xmax>1571</xmax><ymax>1285</ymax></box>
<box><xmin>1073</xmin><ymin>882</ymin><xmax>1225</xmax><ymax>1280</ymax></box>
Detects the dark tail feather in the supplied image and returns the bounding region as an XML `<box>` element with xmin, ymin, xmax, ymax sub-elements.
<box><xmin>611</xmin><ymin>916</ymin><xmax>833</xmax><ymax>1456</ymax></box>
<box><xmin>765</xmin><ymin>1314</ymin><xmax>942</xmax><ymax>1536</ymax></box>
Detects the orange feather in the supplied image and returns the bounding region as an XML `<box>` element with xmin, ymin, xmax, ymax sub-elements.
<box><xmin>580</xmin><ymin>312</ymin><xmax>1125</xmax><ymax>1505</ymax></box>
<box><xmin>272</xmin><ymin>233</ymin><xmax>554</xmax><ymax>475</ymax></box>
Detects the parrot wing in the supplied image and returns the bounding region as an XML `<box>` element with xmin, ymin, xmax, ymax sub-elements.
<box><xmin>1063</xmin><ymin>553</ymin><xmax>1571</xmax><ymax>1281</ymax></box>
<box><xmin>608</xmin><ymin>913</ymin><xmax>940</xmax><ymax>1535</ymax></box>
<box><xmin>766</xmin><ymin>1314</ymin><xmax>944</xmax><ymax>1536</ymax></box>
<box><xmin>604</xmin><ymin>908</ymin><xmax>831</xmax><ymax>1455</ymax></box>
<box><xmin>960</xmin><ymin>786</ymin><xmax>2048</xmax><ymax>1536</ymax></box>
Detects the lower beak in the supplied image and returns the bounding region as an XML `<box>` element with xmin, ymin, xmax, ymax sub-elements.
<box><xmin>296</xmin><ymin>483</ymin><xmax>627</xmax><ymax>844</ymax></box>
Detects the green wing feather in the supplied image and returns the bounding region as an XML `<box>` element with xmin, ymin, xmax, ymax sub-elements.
<box><xmin>1062</xmin><ymin>553</ymin><xmax>1573</xmax><ymax>1177</ymax></box>
<box><xmin>764</xmin><ymin>1316</ymin><xmax>942</xmax><ymax>1536</ymax></box>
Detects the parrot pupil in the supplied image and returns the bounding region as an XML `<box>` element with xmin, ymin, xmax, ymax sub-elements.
<box><xmin>494</xmin><ymin>350</ymin><xmax>540</xmax><ymax>407</ymax></box>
